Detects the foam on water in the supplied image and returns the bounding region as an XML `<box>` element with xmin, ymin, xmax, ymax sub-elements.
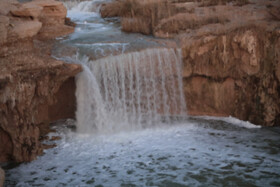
<box><xmin>74</xmin><ymin>43</ymin><xmax>128</xmax><ymax>56</ymax></box>
<box><xmin>198</xmin><ymin>116</ymin><xmax>261</xmax><ymax>129</ymax></box>
<box><xmin>5</xmin><ymin>120</ymin><xmax>280</xmax><ymax>186</ymax></box>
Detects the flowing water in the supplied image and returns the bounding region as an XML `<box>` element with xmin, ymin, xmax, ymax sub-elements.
<box><xmin>75</xmin><ymin>48</ymin><xmax>186</xmax><ymax>133</ymax></box>
<box><xmin>4</xmin><ymin>0</ymin><xmax>280</xmax><ymax>186</ymax></box>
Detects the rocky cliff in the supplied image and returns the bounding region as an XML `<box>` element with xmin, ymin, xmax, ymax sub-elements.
<box><xmin>101</xmin><ymin>0</ymin><xmax>280</xmax><ymax>126</ymax></box>
<box><xmin>0</xmin><ymin>0</ymin><xmax>81</xmax><ymax>162</ymax></box>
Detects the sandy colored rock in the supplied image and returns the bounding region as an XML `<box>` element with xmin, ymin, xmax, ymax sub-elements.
<box><xmin>181</xmin><ymin>28</ymin><xmax>280</xmax><ymax>126</ymax></box>
<box><xmin>10</xmin><ymin>20</ymin><xmax>42</xmax><ymax>39</ymax></box>
<box><xmin>11</xmin><ymin>3</ymin><xmax>43</xmax><ymax>18</ymax></box>
<box><xmin>185</xmin><ymin>77</ymin><xmax>236</xmax><ymax>116</ymax></box>
<box><xmin>0</xmin><ymin>0</ymin><xmax>18</xmax><ymax>16</ymax></box>
<box><xmin>7</xmin><ymin>0</ymin><xmax>72</xmax><ymax>40</ymax></box>
<box><xmin>33</xmin><ymin>0</ymin><xmax>67</xmax><ymax>25</ymax></box>
<box><xmin>0</xmin><ymin>15</ymin><xmax>9</xmax><ymax>44</ymax></box>
<box><xmin>276</xmin><ymin>38</ymin><xmax>280</xmax><ymax>83</ymax></box>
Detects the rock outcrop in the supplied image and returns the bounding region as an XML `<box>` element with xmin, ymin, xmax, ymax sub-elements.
<box><xmin>101</xmin><ymin>0</ymin><xmax>280</xmax><ymax>126</ymax></box>
<box><xmin>0</xmin><ymin>0</ymin><xmax>81</xmax><ymax>162</ymax></box>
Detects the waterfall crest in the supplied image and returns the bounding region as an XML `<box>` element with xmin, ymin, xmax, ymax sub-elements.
<box><xmin>75</xmin><ymin>48</ymin><xmax>186</xmax><ymax>133</ymax></box>
<box><xmin>62</xmin><ymin>0</ymin><xmax>105</xmax><ymax>12</ymax></box>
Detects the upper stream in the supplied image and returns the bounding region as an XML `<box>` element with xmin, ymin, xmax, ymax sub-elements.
<box><xmin>5</xmin><ymin>0</ymin><xmax>280</xmax><ymax>186</ymax></box>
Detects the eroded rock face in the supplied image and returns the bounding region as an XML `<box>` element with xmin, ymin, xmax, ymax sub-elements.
<box><xmin>0</xmin><ymin>51</ymin><xmax>81</xmax><ymax>162</ymax></box>
<box><xmin>0</xmin><ymin>16</ymin><xmax>9</xmax><ymax>44</ymax></box>
<box><xmin>181</xmin><ymin>28</ymin><xmax>280</xmax><ymax>126</ymax></box>
<box><xmin>0</xmin><ymin>0</ymin><xmax>82</xmax><ymax>162</ymax></box>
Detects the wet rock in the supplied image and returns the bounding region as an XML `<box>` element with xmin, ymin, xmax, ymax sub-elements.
<box><xmin>185</xmin><ymin>77</ymin><xmax>236</xmax><ymax>117</ymax></box>
<box><xmin>0</xmin><ymin>167</ymin><xmax>4</xmax><ymax>187</ymax></box>
<box><xmin>50</xmin><ymin>136</ymin><xmax>62</xmax><ymax>141</ymax></box>
<box><xmin>0</xmin><ymin>0</ymin><xmax>18</xmax><ymax>16</ymax></box>
<box><xmin>42</xmin><ymin>144</ymin><xmax>57</xmax><ymax>150</ymax></box>
<box><xmin>48</xmin><ymin>77</ymin><xmax>78</xmax><ymax>122</ymax></box>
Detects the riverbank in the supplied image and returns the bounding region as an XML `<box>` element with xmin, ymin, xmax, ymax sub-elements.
<box><xmin>0</xmin><ymin>0</ymin><xmax>81</xmax><ymax>163</ymax></box>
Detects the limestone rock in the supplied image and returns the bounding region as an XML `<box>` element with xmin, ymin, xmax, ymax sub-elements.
<box><xmin>233</xmin><ymin>30</ymin><xmax>260</xmax><ymax>75</ymax></box>
<box><xmin>2</xmin><ymin>0</ymin><xmax>73</xmax><ymax>42</ymax></box>
<box><xmin>276</xmin><ymin>38</ymin><xmax>280</xmax><ymax>83</ymax></box>
<box><xmin>32</xmin><ymin>0</ymin><xmax>67</xmax><ymax>25</ymax></box>
<box><xmin>0</xmin><ymin>0</ymin><xmax>18</xmax><ymax>16</ymax></box>
<box><xmin>0</xmin><ymin>15</ymin><xmax>9</xmax><ymax>44</ymax></box>
<box><xmin>10</xmin><ymin>20</ymin><xmax>42</xmax><ymax>39</ymax></box>
<box><xmin>11</xmin><ymin>3</ymin><xmax>43</xmax><ymax>19</ymax></box>
<box><xmin>185</xmin><ymin>77</ymin><xmax>236</xmax><ymax>116</ymax></box>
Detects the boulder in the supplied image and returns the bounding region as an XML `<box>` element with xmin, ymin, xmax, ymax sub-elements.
<box><xmin>11</xmin><ymin>3</ymin><xmax>43</xmax><ymax>19</ymax></box>
<box><xmin>10</xmin><ymin>20</ymin><xmax>42</xmax><ymax>39</ymax></box>
<box><xmin>31</xmin><ymin>0</ymin><xmax>67</xmax><ymax>25</ymax></box>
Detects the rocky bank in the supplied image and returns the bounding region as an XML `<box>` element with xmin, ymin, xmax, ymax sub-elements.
<box><xmin>101</xmin><ymin>0</ymin><xmax>280</xmax><ymax>126</ymax></box>
<box><xmin>0</xmin><ymin>0</ymin><xmax>81</xmax><ymax>163</ymax></box>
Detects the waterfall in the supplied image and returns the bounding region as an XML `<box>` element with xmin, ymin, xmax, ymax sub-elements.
<box><xmin>62</xmin><ymin>0</ymin><xmax>104</xmax><ymax>12</ymax></box>
<box><xmin>75</xmin><ymin>48</ymin><xmax>186</xmax><ymax>134</ymax></box>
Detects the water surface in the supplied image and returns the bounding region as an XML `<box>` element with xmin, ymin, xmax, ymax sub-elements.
<box><xmin>5</xmin><ymin>117</ymin><xmax>280</xmax><ymax>186</ymax></box>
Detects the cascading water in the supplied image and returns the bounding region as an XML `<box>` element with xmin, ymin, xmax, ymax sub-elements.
<box><xmin>62</xmin><ymin>0</ymin><xmax>106</xmax><ymax>12</ymax></box>
<box><xmin>75</xmin><ymin>48</ymin><xmax>187</xmax><ymax>133</ymax></box>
